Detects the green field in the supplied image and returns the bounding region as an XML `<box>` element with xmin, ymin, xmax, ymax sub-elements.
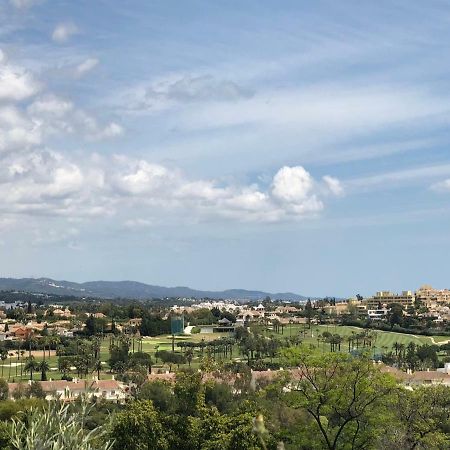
<box><xmin>276</xmin><ymin>324</ymin><xmax>450</xmax><ymax>354</ymax></box>
<box><xmin>1</xmin><ymin>325</ymin><xmax>448</xmax><ymax>382</ymax></box>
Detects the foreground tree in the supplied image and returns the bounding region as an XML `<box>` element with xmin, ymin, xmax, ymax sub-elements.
<box><xmin>111</xmin><ymin>400</ymin><xmax>168</xmax><ymax>450</ymax></box>
<box><xmin>283</xmin><ymin>349</ymin><xmax>397</xmax><ymax>450</ymax></box>
<box><xmin>379</xmin><ymin>386</ymin><xmax>450</xmax><ymax>449</ymax></box>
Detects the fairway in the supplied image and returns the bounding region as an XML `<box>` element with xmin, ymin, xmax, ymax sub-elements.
<box><xmin>280</xmin><ymin>324</ymin><xmax>449</xmax><ymax>354</ymax></box>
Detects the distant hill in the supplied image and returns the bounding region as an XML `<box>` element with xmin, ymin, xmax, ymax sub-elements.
<box><xmin>0</xmin><ymin>277</ymin><xmax>309</xmax><ymax>301</ymax></box>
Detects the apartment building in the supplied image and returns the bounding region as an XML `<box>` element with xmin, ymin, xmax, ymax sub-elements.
<box><xmin>415</xmin><ymin>285</ymin><xmax>450</xmax><ymax>308</ymax></box>
<box><xmin>365</xmin><ymin>291</ymin><xmax>414</xmax><ymax>309</ymax></box>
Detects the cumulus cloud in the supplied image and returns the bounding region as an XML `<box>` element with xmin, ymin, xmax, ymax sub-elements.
<box><xmin>0</xmin><ymin>59</ymin><xmax>40</xmax><ymax>101</ymax></box>
<box><xmin>26</xmin><ymin>95</ymin><xmax>123</xmax><ymax>140</ymax></box>
<box><xmin>75</xmin><ymin>58</ymin><xmax>98</xmax><ymax>77</ymax></box>
<box><xmin>0</xmin><ymin>53</ymin><xmax>336</xmax><ymax>225</ymax></box>
<box><xmin>0</xmin><ymin>144</ymin><xmax>338</xmax><ymax>223</ymax></box>
<box><xmin>272</xmin><ymin>166</ymin><xmax>314</xmax><ymax>203</ymax></box>
<box><xmin>52</xmin><ymin>22</ymin><xmax>79</xmax><ymax>43</ymax></box>
<box><xmin>0</xmin><ymin>105</ymin><xmax>42</xmax><ymax>153</ymax></box>
<box><xmin>27</xmin><ymin>95</ymin><xmax>73</xmax><ymax>117</ymax></box>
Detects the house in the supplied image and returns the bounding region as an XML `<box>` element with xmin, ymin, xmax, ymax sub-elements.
<box><xmin>126</xmin><ymin>318</ymin><xmax>142</xmax><ymax>328</ymax></box>
<box><xmin>92</xmin><ymin>313</ymin><xmax>106</xmax><ymax>319</ymax></box>
<box><xmin>8</xmin><ymin>378</ymin><xmax>128</xmax><ymax>402</ymax></box>
<box><xmin>11</xmin><ymin>326</ymin><xmax>33</xmax><ymax>340</ymax></box>
<box><xmin>379</xmin><ymin>363</ymin><xmax>450</xmax><ymax>387</ymax></box>
<box><xmin>408</xmin><ymin>370</ymin><xmax>450</xmax><ymax>386</ymax></box>
<box><xmin>51</xmin><ymin>309</ymin><xmax>74</xmax><ymax>318</ymax></box>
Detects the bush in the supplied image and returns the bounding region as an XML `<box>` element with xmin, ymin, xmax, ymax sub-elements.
<box><xmin>191</xmin><ymin>326</ymin><xmax>201</xmax><ymax>334</ymax></box>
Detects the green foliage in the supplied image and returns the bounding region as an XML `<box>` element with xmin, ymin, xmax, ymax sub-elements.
<box><xmin>85</xmin><ymin>316</ymin><xmax>108</xmax><ymax>336</ymax></box>
<box><xmin>282</xmin><ymin>349</ymin><xmax>397</xmax><ymax>449</ymax></box>
<box><xmin>0</xmin><ymin>421</ymin><xmax>10</xmax><ymax>449</ymax></box>
<box><xmin>204</xmin><ymin>381</ymin><xmax>234</xmax><ymax>413</ymax></box>
<box><xmin>139</xmin><ymin>316</ymin><xmax>170</xmax><ymax>336</ymax></box>
<box><xmin>378</xmin><ymin>386</ymin><xmax>450</xmax><ymax>449</ymax></box>
<box><xmin>9</xmin><ymin>402</ymin><xmax>112</xmax><ymax>450</ymax></box>
<box><xmin>154</xmin><ymin>350</ymin><xmax>185</xmax><ymax>371</ymax></box>
<box><xmin>0</xmin><ymin>379</ymin><xmax>8</xmax><ymax>401</ymax></box>
<box><xmin>111</xmin><ymin>401</ymin><xmax>168</xmax><ymax>450</ymax></box>
<box><xmin>138</xmin><ymin>381</ymin><xmax>174</xmax><ymax>412</ymax></box>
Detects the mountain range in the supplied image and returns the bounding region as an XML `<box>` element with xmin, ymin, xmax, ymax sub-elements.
<box><xmin>0</xmin><ymin>277</ymin><xmax>309</xmax><ymax>302</ymax></box>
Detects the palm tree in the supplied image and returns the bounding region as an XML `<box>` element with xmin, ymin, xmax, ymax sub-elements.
<box><xmin>38</xmin><ymin>360</ymin><xmax>49</xmax><ymax>381</ymax></box>
<box><xmin>24</xmin><ymin>356</ymin><xmax>38</xmax><ymax>381</ymax></box>
<box><xmin>93</xmin><ymin>360</ymin><xmax>102</xmax><ymax>380</ymax></box>
<box><xmin>0</xmin><ymin>350</ymin><xmax>7</xmax><ymax>379</ymax></box>
<box><xmin>20</xmin><ymin>350</ymin><xmax>25</xmax><ymax>378</ymax></box>
<box><xmin>185</xmin><ymin>348</ymin><xmax>194</xmax><ymax>367</ymax></box>
<box><xmin>58</xmin><ymin>357</ymin><xmax>71</xmax><ymax>379</ymax></box>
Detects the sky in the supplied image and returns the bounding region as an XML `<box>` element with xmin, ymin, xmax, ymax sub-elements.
<box><xmin>1</xmin><ymin>0</ymin><xmax>450</xmax><ymax>297</ymax></box>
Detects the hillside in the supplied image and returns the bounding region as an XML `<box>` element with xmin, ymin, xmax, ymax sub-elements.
<box><xmin>0</xmin><ymin>277</ymin><xmax>309</xmax><ymax>301</ymax></box>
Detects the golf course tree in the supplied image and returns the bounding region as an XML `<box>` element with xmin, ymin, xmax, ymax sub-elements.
<box><xmin>38</xmin><ymin>360</ymin><xmax>49</xmax><ymax>381</ymax></box>
<box><xmin>24</xmin><ymin>356</ymin><xmax>39</xmax><ymax>380</ymax></box>
<box><xmin>128</xmin><ymin>351</ymin><xmax>153</xmax><ymax>374</ymax></box>
<box><xmin>155</xmin><ymin>350</ymin><xmax>185</xmax><ymax>372</ymax></box>
<box><xmin>0</xmin><ymin>348</ymin><xmax>7</xmax><ymax>379</ymax></box>
<box><xmin>282</xmin><ymin>349</ymin><xmax>397</xmax><ymax>450</ymax></box>
<box><xmin>109</xmin><ymin>336</ymin><xmax>131</xmax><ymax>373</ymax></box>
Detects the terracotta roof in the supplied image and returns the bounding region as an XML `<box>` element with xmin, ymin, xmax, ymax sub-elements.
<box><xmin>148</xmin><ymin>372</ymin><xmax>176</xmax><ymax>382</ymax></box>
<box><xmin>378</xmin><ymin>365</ymin><xmax>411</xmax><ymax>381</ymax></box>
<box><xmin>8</xmin><ymin>379</ymin><xmax>123</xmax><ymax>394</ymax></box>
<box><xmin>410</xmin><ymin>371</ymin><xmax>450</xmax><ymax>381</ymax></box>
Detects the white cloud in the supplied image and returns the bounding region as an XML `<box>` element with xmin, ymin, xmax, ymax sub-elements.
<box><xmin>27</xmin><ymin>95</ymin><xmax>73</xmax><ymax>117</ymax></box>
<box><xmin>0</xmin><ymin>60</ymin><xmax>40</xmax><ymax>101</ymax></box>
<box><xmin>0</xmin><ymin>105</ymin><xmax>42</xmax><ymax>154</ymax></box>
<box><xmin>348</xmin><ymin>163</ymin><xmax>450</xmax><ymax>192</ymax></box>
<box><xmin>110</xmin><ymin>159</ymin><xmax>176</xmax><ymax>196</ymax></box>
<box><xmin>272</xmin><ymin>166</ymin><xmax>314</xmax><ymax>203</ymax></box>
<box><xmin>26</xmin><ymin>96</ymin><xmax>123</xmax><ymax>141</ymax></box>
<box><xmin>0</xmin><ymin>145</ymin><xmax>339</xmax><ymax>223</ymax></box>
<box><xmin>323</xmin><ymin>175</ymin><xmax>344</xmax><ymax>196</ymax></box>
<box><xmin>0</xmin><ymin>50</ymin><xmax>339</xmax><ymax>226</ymax></box>
<box><xmin>431</xmin><ymin>179</ymin><xmax>450</xmax><ymax>193</ymax></box>
<box><xmin>75</xmin><ymin>58</ymin><xmax>99</xmax><ymax>77</ymax></box>
<box><xmin>120</xmin><ymin>73</ymin><xmax>253</xmax><ymax>113</ymax></box>
<box><xmin>52</xmin><ymin>22</ymin><xmax>79</xmax><ymax>44</ymax></box>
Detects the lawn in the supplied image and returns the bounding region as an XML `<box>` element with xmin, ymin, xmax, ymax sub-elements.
<box><xmin>278</xmin><ymin>324</ymin><xmax>450</xmax><ymax>354</ymax></box>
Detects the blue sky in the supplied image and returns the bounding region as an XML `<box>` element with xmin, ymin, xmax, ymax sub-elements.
<box><xmin>1</xmin><ymin>0</ymin><xmax>450</xmax><ymax>297</ymax></box>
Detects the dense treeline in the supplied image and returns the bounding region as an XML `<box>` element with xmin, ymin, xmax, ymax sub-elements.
<box><xmin>0</xmin><ymin>351</ymin><xmax>450</xmax><ymax>449</ymax></box>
